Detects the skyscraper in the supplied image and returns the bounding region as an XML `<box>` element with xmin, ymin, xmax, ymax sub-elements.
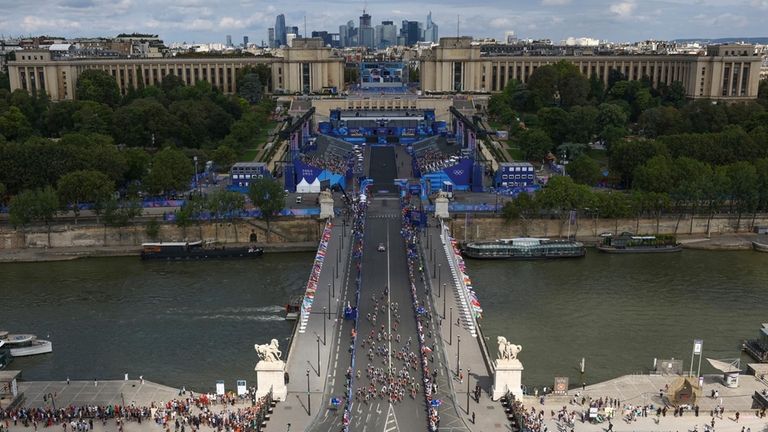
<box><xmin>243</xmin><ymin>36</ymin><xmax>249</xmax><ymax>47</ymax></box>
<box><xmin>400</xmin><ymin>20</ymin><xmax>421</xmax><ymax>46</ymax></box>
<box><xmin>268</xmin><ymin>28</ymin><xmax>275</xmax><ymax>48</ymax></box>
<box><xmin>226</xmin><ymin>35</ymin><xmax>233</xmax><ymax>47</ymax></box>
<box><xmin>359</xmin><ymin>10</ymin><xmax>374</xmax><ymax>49</ymax></box>
<box><xmin>377</xmin><ymin>21</ymin><xmax>397</xmax><ymax>48</ymax></box>
<box><xmin>425</xmin><ymin>12</ymin><xmax>439</xmax><ymax>43</ymax></box>
<box><xmin>290</xmin><ymin>26</ymin><xmax>300</xmax><ymax>38</ymax></box>
<box><xmin>274</xmin><ymin>14</ymin><xmax>287</xmax><ymax>47</ymax></box>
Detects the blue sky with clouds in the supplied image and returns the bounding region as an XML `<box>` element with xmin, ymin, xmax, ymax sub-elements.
<box><xmin>0</xmin><ymin>0</ymin><xmax>766</xmax><ymax>44</ymax></box>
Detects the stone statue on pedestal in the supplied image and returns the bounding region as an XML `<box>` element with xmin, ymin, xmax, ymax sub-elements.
<box><xmin>254</xmin><ymin>339</ymin><xmax>287</xmax><ymax>401</ymax></box>
<box><xmin>497</xmin><ymin>336</ymin><xmax>522</xmax><ymax>361</ymax></box>
<box><xmin>254</xmin><ymin>339</ymin><xmax>283</xmax><ymax>364</ymax></box>
<box><xmin>492</xmin><ymin>336</ymin><xmax>524</xmax><ymax>400</ymax></box>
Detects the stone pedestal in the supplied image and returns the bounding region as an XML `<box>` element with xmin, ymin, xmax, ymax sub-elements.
<box><xmin>255</xmin><ymin>360</ymin><xmax>287</xmax><ymax>401</ymax></box>
<box><xmin>319</xmin><ymin>190</ymin><xmax>334</xmax><ymax>220</ymax></box>
<box><xmin>434</xmin><ymin>194</ymin><xmax>449</xmax><ymax>219</ymax></box>
<box><xmin>492</xmin><ymin>359</ymin><xmax>524</xmax><ymax>400</ymax></box>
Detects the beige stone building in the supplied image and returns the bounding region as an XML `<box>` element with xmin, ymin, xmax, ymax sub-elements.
<box><xmin>421</xmin><ymin>37</ymin><xmax>763</xmax><ymax>101</ymax></box>
<box><xmin>7</xmin><ymin>38</ymin><xmax>344</xmax><ymax>101</ymax></box>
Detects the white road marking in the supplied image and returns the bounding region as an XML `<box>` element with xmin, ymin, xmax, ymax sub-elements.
<box><xmin>383</xmin><ymin>403</ymin><xmax>399</xmax><ymax>432</ymax></box>
<box><xmin>386</xmin><ymin>221</ymin><xmax>392</xmax><ymax>371</ymax></box>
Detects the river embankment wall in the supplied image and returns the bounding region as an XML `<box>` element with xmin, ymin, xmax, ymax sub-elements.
<box><xmin>0</xmin><ymin>217</ymin><xmax>323</xmax><ymax>251</ymax></box>
<box><xmin>447</xmin><ymin>213</ymin><xmax>768</xmax><ymax>243</ymax></box>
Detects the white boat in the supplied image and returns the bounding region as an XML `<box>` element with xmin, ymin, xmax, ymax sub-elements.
<box><xmin>0</xmin><ymin>332</ymin><xmax>53</xmax><ymax>357</ymax></box>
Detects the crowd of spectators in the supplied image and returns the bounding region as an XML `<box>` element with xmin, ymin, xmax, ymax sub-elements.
<box><xmin>299</xmin><ymin>151</ymin><xmax>352</xmax><ymax>175</ymax></box>
<box><xmin>414</xmin><ymin>149</ymin><xmax>461</xmax><ymax>176</ymax></box>
<box><xmin>0</xmin><ymin>391</ymin><xmax>274</xmax><ymax>432</ymax></box>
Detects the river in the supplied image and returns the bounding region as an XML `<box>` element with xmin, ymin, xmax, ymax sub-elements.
<box><xmin>1</xmin><ymin>250</ymin><xmax>766</xmax><ymax>392</ymax></box>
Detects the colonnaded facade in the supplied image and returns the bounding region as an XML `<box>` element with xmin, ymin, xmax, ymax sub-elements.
<box><xmin>6</xmin><ymin>38</ymin><xmax>344</xmax><ymax>101</ymax></box>
<box><xmin>421</xmin><ymin>37</ymin><xmax>762</xmax><ymax>101</ymax></box>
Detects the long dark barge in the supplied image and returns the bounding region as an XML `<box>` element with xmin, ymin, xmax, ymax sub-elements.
<box><xmin>140</xmin><ymin>241</ymin><xmax>264</xmax><ymax>260</ymax></box>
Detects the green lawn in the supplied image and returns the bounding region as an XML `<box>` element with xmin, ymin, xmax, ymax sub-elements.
<box><xmin>506</xmin><ymin>145</ymin><xmax>524</xmax><ymax>161</ymax></box>
<box><xmin>241</xmin><ymin>147</ymin><xmax>260</xmax><ymax>161</ymax></box>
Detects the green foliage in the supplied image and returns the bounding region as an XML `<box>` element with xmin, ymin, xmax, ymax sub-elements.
<box><xmin>608</xmin><ymin>138</ymin><xmax>668</xmax><ymax>188</ymax></box>
<box><xmin>248</xmin><ymin>177</ymin><xmax>285</xmax><ymax>222</ymax></box>
<box><xmin>76</xmin><ymin>69</ymin><xmax>121</xmax><ymax>107</ymax></box>
<box><xmin>211</xmin><ymin>145</ymin><xmax>237</xmax><ymax>171</ymax></box>
<box><xmin>0</xmin><ymin>70</ymin><xmax>10</xmax><ymax>91</ymax></box>
<box><xmin>112</xmin><ymin>98</ymin><xmax>178</xmax><ymax>147</ymax></box>
<box><xmin>143</xmin><ymin>147</ymin><xmax>194</xmax><ymax>195</ymax></box>
<box><xmin>632</xmin><ymin>155</ymin><xmax>674</xmax><ymax>194</ymax></box>
<box><xmin>9</xmin><ymin>186</ymin><xmax>59</xmax><ymax>227</ymax></box>
<box><xmin>103</xmin><ymin>196</ymin><xmax>143</xmax><ymax>227</ymax></box>
<box><xmin>0</xmin><ymin>106</ymin><xmax>34</xmax><ymax>141</ymax></box>
<box><xmin>206</xmin><ymin>190</ymin><xmax>245</xmax><ymax>220</ymax></box>
<box><xmin>237</xmin><ymin>73</ymin><xmax>263</xmax><ymax>104</ymax></box>
<box><xmin>638</xmin><ymin>106</ymin><xmax>687</xmax><ymax>138</ymax></box>
<box><xmin>525</xmin><ymin>61</ymin><xmax>590</xmax><ymax>109</ymax></box>
<box><xmin>567</xmin><ymin>154</ymin><xmax>602</xmax><ymax>186</ymax></box>
<box><xmin>502</xmin><ymin>191</ymin><xmax>538</xmax><ymax>223</ymax></box>
<box><xmin>517</xmin><ymin>128</ymin><xmax>552</xmax><ymax>161</ymax></box>
<box><xmin>145</xmin><ymin>218</ymin><xmax>160</xmax><ymax>239</ymax></box>
<box><xmin>56</xmin><ymin>170</ymin><xmax>114</xmax><ymax>222</ymax></box>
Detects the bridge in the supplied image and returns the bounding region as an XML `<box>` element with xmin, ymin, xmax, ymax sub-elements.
<box><xmin>267</xmin><ymin>146</ymin><xmax>510</xmax><ymax>431</ymax></box>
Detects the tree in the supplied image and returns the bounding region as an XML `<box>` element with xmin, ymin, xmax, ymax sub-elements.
<box><xmin>567</xmin><ymin>105</ymin><xmax>598</xmax><ymax>143</ymax></box>
<box><xmin>596</xmin><ymin>103</ymin><xmax>628</xmax><ymax>132</ymax></box>
<box><xmin>72</xmin><ymin>101</ymin><xmax>114</xmax><ymax>135</ymax></box>
<box><xmin>76</xmin><ymin>69</ymin><xmax>121</xmax><ymax>107</ymax></box>
<box><xmin>517</xmin><ymin>128</ymin><xmax>552</xmax><ymax>161</ymax></box>
<box><xmin>537</xmin><ymin>107</ymin><xmax>571</xmax><ymax>144</ymax></box>
<box><xmin>143</xmin><ymin>147</ymin><xmax>194</xmax><ymax>195</ymax></box>
<box><xmin>758</xmin><ymin>79</ymin><xmax>768</xmax><ymax>109</ymax></box>
<box><xmin>0</xmin><ymin>106</ymin><xmax>34</xmax><ymax>141</ymax></box>
<box><xmin>536</xmin><ymin>176</ymin><xmax>593</xmax><ymax>236</ymax></box>
<box><xmin>248</xmin><ymin>177</ymin><xmax>285</xmax><ymax>242</ymax></box>
<box><xmin>638</xmin><ymin>106</ymin><xmax>687</xmax><ymax>138</ymax></box>
<box><xmin>724</xmin><ymin>161</ymin><xmax>758</xmax><ymax>230</ymax></box>
<box><xmin>57</xmin><ymin>170</ymin><xmax>115</xmax><ymax>224</ymax></box>
<box><xmin>112</xmin><ymin>98</ymin><xmax>178</xmax><ymax>147</ymax></box>
<box><xmin>237</xmin><ymin>73</ymin><xmax>263</xmax><ymax>104</ymax></box>
<box><xmin>9</xmin><ymin>187</ymin><xmax>59</xmax><ymax>245</ymax></box>
<box><xmin>211</xmin><ymin>145</ymin><xmax>237</xmax><ymax>171</ymax></box>
<box><xmin>103</xmin><ymin>196</ymin><xmax>143</xmax><ymax>227</ymax></box>
<box><xmin>632</xmin><ymin>155</ymin><xmax>675</xmax><ymax>194</ymax></box>
<box><xmin>567</xmin><ymin>154</ymin><xmax>602</xmax><ymax>186</ymax></box>
<box><xmin>502</xmin><ymin>192</ymin><xmax>539</xmax><ymax>235</ymax></box>
<box><xmin>608</xmin><ymin>139</ymin><xmax>668</xmax><ymax>188</ymax></box>
<box><xmin>0</xmin><ymin>70</ymin><xmax>9</xmax><ymax>91</ymax></box>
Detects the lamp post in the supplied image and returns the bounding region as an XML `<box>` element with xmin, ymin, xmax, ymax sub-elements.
<box><xmin>327</xmin><ymin>284</ymin><xmax>331</xmax><ymax>320</ymax></box>
<box><xmin>316</xmin><ymin>335</ymin><xmax>321</xmax><ymax>376</ymax></box>
<box><xmin>467</xmin><ymin>368</ymin><xmax>471</xmax><ymax>414</ymax></box>
<box><xmin>443</xmin><ymin>283</ymin><xmax>447</xmax><ymax>317</ymax></box>
<box><xmin>306</xmin><ymin>369</ymin><xmax>311</xmax><ymax>415</ymax></box>
<box><xmin>457</xmin><ymin>335</ymin><xmax>461</xmax><ymax>376</ymax></box>
<box><xmin>322</xmin><ymin>307</ymin><xmax>327</xmax><ymax>345</ymax></box>
<box><xmin>193</xmin><ymin>156</ymin><xmax>199</xmax><ymax>194</ymax></box>
<box><xmin>449</xmin><ymin>307</ymin><xmax>453</xmax><ymax>345</ymax></box>
<box><xmin>438</xmin><ymin>263</ymin><xmax>441</xmax><ymax>288</ymax></box>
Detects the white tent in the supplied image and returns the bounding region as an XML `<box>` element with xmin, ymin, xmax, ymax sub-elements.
<box><xmin>296</xmin><ymin>178</ymin><xmax>311</xmax><ymax>193</ymax></box>
<box><xmin>309</xmin><ymin>178</ymin><xmax>321</xmax><ymax>193</ymax></box>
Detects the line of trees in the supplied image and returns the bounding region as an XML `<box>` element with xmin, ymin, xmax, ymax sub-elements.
<box><xmin>0</xmin><ymin>68</ymin><xmax>276</xmax><ymax>211</ymax></box>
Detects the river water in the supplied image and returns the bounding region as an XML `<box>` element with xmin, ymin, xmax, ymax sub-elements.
<box><xmin>2</xmin><ymin>250</ymin><xmax>766</xmax><ymax>392</ymax></box>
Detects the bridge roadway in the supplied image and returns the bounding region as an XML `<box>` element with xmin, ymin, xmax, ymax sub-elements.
<box><xmin>270</xmin><ymin>145</ymin><xmax>507</xmax><ymax>431</ymax></box>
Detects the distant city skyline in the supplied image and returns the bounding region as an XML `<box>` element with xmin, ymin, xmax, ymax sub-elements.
<box><xmin>0</xmin><ymin>0</ymin><xmax>766</xmax><ymax>44</ymax></box>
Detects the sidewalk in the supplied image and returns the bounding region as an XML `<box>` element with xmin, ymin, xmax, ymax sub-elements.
<box><xmin>269</xmin><ymin>219</ymin><xmax>353</xmax><ymax>431</ymax></box>
<box><xmin>420</xmin><ymin>219</ymin><xmax>510</xmax><ymax>432</ymax></box>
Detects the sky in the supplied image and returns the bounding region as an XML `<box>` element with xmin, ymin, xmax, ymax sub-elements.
<box><xmin>0</xmin><ymin>0</ymin><xmax>766</xmax><ymax>44</ymax></box>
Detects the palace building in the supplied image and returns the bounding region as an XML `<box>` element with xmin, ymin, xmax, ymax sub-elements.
<box><xmin>7</xmin><ymin>38</ymin><xmax>344</xmax><ymax>101</ymax></box>
<box><xmin>420</xmin><ymin>37</ymin><xmax>762</xmax><ymax>101</ymax></box>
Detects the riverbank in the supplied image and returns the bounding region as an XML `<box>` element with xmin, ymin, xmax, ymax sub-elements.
<box><xmin>0</xmin><ymin>241</ymin><xmax>318</xmax><ymax>263</ymax></box>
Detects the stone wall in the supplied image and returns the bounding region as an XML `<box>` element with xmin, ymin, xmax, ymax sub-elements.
<box><xmin>447</xmin><ymin>213</ymin><xmax>768</xmax><ymax>243</ymax></box>
<box><xmin>0</xmin><ymin>217</ymin><xmax>323</xmax><ymax>250</ymax></box>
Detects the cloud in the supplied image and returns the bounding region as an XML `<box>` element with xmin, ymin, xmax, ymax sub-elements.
<box><xmin>609</xmin><ymin>1</ymin><xmax>636</xmax><ymax>19</ymax></box>
<box><xmin>541</xmin><ymin>0</ymin><xmax>571</xmax><ymax>5</ymax></box>
<box><xmin>58</xmin><ymin>0</ymin><xmax>96</xmax><ymax>9</ymax></box>
<box><xmin>489</xmin><ymin>17</ymin><xmax>512</xmax><ymax>29</ymax></box>
<box><xmin>751</xmin><ymin>0</ymin><xmax>768</xmax><ymax>9</ymax></box>
<box><xmin>21</xmin><ymin>16</ymin><xmax>82</xmax><ymax>32</ymax></box>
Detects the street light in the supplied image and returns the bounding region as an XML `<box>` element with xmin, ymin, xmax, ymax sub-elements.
<box><xmin>449</xmin><ymin>307</ymin><xmax>453</xmax><ymax>345</ymax></box>
<box><xmin>466</xmin><ymin>368</ymin><xmax>471</xmax><ymax>414</ymax></box>
<box><xmin>193</xmin><ymin>156</ymin><xmax>199</xmax><ymax>194</ymax></box>
<box><xmin>328</xmin><ymin>284</ymin><xmax>331</xmax><ymax>320</ymax></box>
<box><xmin>306</xmin><ymin>369</ymin><xmax>311</xmax><ymax>415</ymax></box>
<box><xmin>457</xmin><ymin>335</ymin><xmax>461</xmax><ymax>376</ymax></box>
<box><xmin>438</xmin><ymin>263</ymin><xmax>441</xmax><ymax>288</ymax></box>
<box><xmin>443</xmin><ymin>283</ymin><xmax>447</xmax><ymax>317</ymax></box>
<box><xmin>316</xmin><ymin>335</ymin><xmax>321</xmax><ymax>376</ymax></box>
<box><xmin>322</xmin><ymin>306</ymin><xmax>327</xmax><ymax>345</ymax></box>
